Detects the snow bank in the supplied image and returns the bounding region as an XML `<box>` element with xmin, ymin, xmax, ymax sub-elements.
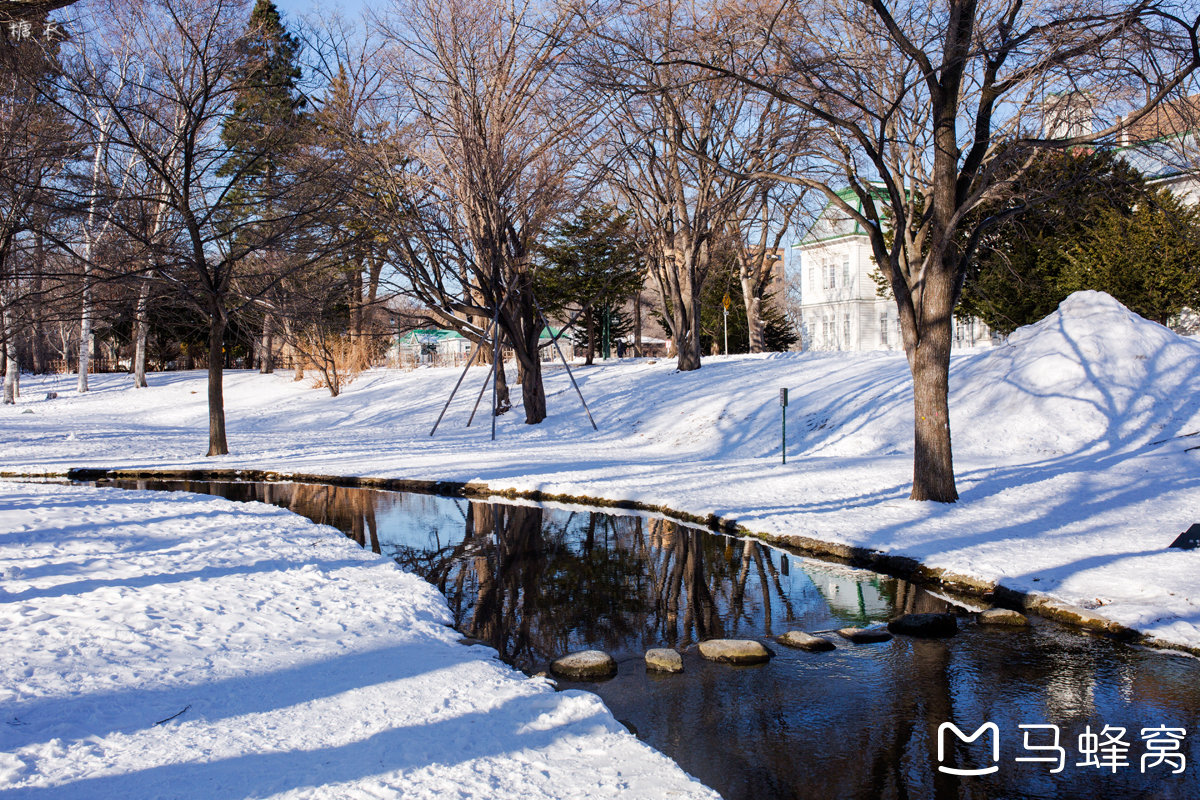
<box><xmin>954</xmin><ymin>290</ymin><xmax>1200</xmax><ymax>457</ymax></box>
<box><xmin>0</xmin><ymin>482</ymin><xmax>717</xmax><ymax>799</ymax></box>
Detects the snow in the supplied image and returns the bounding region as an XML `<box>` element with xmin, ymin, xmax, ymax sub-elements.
<box><xmin>2</xmin><ymin>289</ymin><xmax>1200</xmax><ymax>792</ymax></box>
<box><xmin>0</xmin><ymin>481</ymin><xmax>718</xmax><ymax>798</ymax></box>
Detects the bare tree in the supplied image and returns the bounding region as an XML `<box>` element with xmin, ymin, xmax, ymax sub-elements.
<box><xmin>368</xmin><ymin>0</ymin><xmax>596</xmax><ymax>423</ymax></box>
<box><xmin>588</xmin><ymin>1</ymin><xmax>808</xmax><ymax>368</ymax></box>
<box><xmin>1</xmin><ymin>26</ymin><xmax>74</xmax><ymax>404</ymax></box>
<box><xmin>686</xmin><ymin>0</ymin><xmax>1200</xmax><ymax>500</ymax></box>
<box><xmin>725</xmin><ymin>171</ymin><xmax>809</xmax><ymax>353</ymax></box>
<box><xmin>72</xmin><ymin>54</ymin><xmax>140</xmax><ymax>393</ymax></box>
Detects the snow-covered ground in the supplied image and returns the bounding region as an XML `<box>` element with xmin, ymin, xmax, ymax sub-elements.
<box><xmin>2</xmin><ymin>289</ymin><xmax>1200</xmax><ymax>793</ymax></box>
<box><xmin>0</xmin><ymin>481</ymin><xmax>719</xmax><ymax>798</ymax></box>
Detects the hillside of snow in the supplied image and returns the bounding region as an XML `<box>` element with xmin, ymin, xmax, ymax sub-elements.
<box><xmin>1</xmin><ymin>289</ymin><xmax>1199</xmax><ymax>652</ymax></box>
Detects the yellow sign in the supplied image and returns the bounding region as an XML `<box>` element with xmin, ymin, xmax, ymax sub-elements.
<box><xmin>722</xmin><ymin>293</ymin><xmax>731</xmax><ymax>310</ymax></box>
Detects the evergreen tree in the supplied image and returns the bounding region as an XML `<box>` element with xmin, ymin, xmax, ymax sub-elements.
<box><xmin>218</xmin><ymin>0</ymin><xmax>306</xmax><ymax>191</ymax></box>
<box><xmin>697</xmin><ymin>249</ymin><xmax>797</xmax><ymax>354</ymax></box>
<box><xmin>218</xmin><ymin>0</ymin><xmax>308</xmax><ymax>373</ymax></box>
<box><xmin>1061</xmin><ymin>189</ymin><xmax>1200</xmax><ymax>325</ymax></box>
<box><xmin>538</xmin><ymin>205</ymin><xmax>643</xmax><ymax>364</ymax></box>
<box><xmin>957</xmin><ymin>150</ymin><xmax>1145</xmax><ymax>334</ymax></box>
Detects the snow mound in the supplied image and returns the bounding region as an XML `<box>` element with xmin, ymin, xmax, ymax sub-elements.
<box><xmin>955</xmin><ymin>291</ymin><xmax>1200</xmax><ymax>456</ymax></box>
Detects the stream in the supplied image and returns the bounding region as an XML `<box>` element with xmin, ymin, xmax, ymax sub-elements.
<box><xmin>86</xmin><ymin>478</ymin><xmax>1200</xmax><ymax>800</ymax></box>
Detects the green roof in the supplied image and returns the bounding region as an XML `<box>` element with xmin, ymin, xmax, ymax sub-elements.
<box><xmin>398</xmin><ymin>326</ymin><xmax>567</xmax><ymax>342</ymax></box>
<box><xmin>398</xmin><ymin>329</ymin><xmax>467</xmax><ymax>343</ymax></box>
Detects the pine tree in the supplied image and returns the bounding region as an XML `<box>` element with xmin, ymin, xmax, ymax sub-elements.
<box><xmin>218</xmin><ymin>0</ymin><xmax>306</xmax><ymax>374</ymax></box>
<box><xmin>218</xmin><ymin>0</ymin><xmax>306</xmax><ymax>191</ymax></box>
<box><xmin>957</xmin><ymin>150</ymin><xmax>1145</xmax><ymax>335</ymax></box>
<box><xmin>1061</xmin><ymin>189</ymin><xmax>1200</xmax><ymax>326</ymax></box>
<box><xmin>538</xmin><ymin>206</ymin><xmax>643</xmax><ymax>364</ymax></box>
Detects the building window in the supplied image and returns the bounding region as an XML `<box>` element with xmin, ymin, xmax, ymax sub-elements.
<box><xmin>809</xmin><ymin>267</ymin><xmax>815</xmax><ymax>292</ymax></box>
<box><xmin>880</xmin><ymin>314</ymin><xmax>888</xmax><ymax>346</ymax></box>
<box><xmin>843</xmin><ymin>255</ymin><xmax>851</xmax><ymax>288</ymax></box>
<box><xmin>843</xmin><ymin>314</ymin><xmax>851</xmax><ymax>344</ymax></box>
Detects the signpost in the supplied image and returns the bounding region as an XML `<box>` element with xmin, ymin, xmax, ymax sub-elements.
<box><xmin>780</xmin><ymin>387</ymin><xmax>788</xmax><ymax>464</ymax></box>
<box><xmin>722</xmin><ymin>293</ymin><xmax>731</xmax><ymax>355</ymax></box>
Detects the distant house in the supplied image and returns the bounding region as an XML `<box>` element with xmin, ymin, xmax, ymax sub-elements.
<box><xmin>1115</xmin><ymin>96</ymin><xmax>1200</xmax><ymax>203</ymax></box>
<box><xmin>790</xmin><ymin>189</ymin><xmax>993</xmax><ymax>352</ymax></box>
<box><xmin>514</xmin><ymin>328</ymin><xmax>575</xmax><ymax>363</ymax></box>
<box><xmin>392</xmin><ymin>326</ymin><xmax>577</xmax><ymax>366</ymax></box>
<box><xmin>395</xmin><ymin>329</ymin><xmax>472</xmax><ymax>364</ymax></box>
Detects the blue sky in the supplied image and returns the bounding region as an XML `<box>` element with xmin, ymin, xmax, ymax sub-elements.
<box><xmin>274</xmin><ymin>0</ymin><xmax>371</xmax><ymax>20</ymax></box>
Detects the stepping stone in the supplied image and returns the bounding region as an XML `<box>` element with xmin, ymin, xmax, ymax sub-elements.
<box><xmin>698</xmin><ymin>639</ymin><xmax>773</xmax><ymax>664</ymax></box>
<box><xmin>837</xmin><ymin>627</ymin><xmax>893</xmax><ymax>644</ymax></box>
<box><xmin>887</xmin><ymin>613</ymin><xmax>959</xmax><ymax>637</ymax></box>
<box><xmin>645</xmin><ymin>648</ymin><xmax>684</xmax><ymax>673</ymax></box>
<box><xmin>979</xmin><ymin>608</ymin><xmax>1030</xmax><ymax>626</ymax></box>
<box><xmin>550</xmin><ymin>649</ymin><xmax>617</xmax><ymax>679</ymax></box>
<box><xmin>776</xmin><ymin>631</ymin><xmax>836</xmax><ymax>651</ymax></box>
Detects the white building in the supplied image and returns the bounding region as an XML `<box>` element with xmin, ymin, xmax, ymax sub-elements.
<box><xmin>791</xmin><ymin>189</ymin><xmax>993</xmax><ymax>351</ymax></box>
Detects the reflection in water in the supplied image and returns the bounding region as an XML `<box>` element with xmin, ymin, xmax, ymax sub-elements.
<box><xmin>98</xmin><ymin>480</ymin><xmax>1200</xmax><ymax>800</ymax></box>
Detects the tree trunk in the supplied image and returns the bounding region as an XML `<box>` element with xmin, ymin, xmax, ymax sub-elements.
<box><xmin>742</xmin><ymin>274</ymin><xmax>766</xmax><ymax>353</ymax></box>
<box><xmin>634</xmin><ymin>291</ymin><xmax>643</xmax><ymax>357</ymax></box>
<box><xmin>517</xmin><ymin>351</ymin><xmax>546</xmax><ymax>424</ymax></box>
<box><xmin>585</xmin><ymin>304</ymin><xmax>595</xmax><ymax>366</ymax></box>
<box><xmin>679</xmin><ymin>252</ymin><xmax>703</xmax><ymax>370</ymax></box>
<box><xmin>259</xmin><ymin>313</ymin><xmax>274</xmax><ymax>373</ymax></box>
<box><xmin>656</xmin><ymin>246</ymin><xmax>704</xmax><ymax>371</ymax></box>
<box><xmin>2</xmin><ymin>351</ymin><xmax>15</xmax><ymax>404</ymax></box>
<box><xmin>350</xmin><ymin>264</ymin><xmax>363</xmax><ymax>342</ymax></box>
<box><xmin>906</xmin><ymin>287</ymin><xmax>957</xmax><ymax>502</ymax></box>
<box><xmin>505</xmin><ymin>285</ymin><xmax>546</xmax><ymax>424</ymax></box>
<box><xmin>31</xmin><ymin>234</ymin><xmax>46</xmax><ymax>374</ymax></box>
<box><xmin>2</xmin><ymin>310</ymin><xmax>16</xmax><ymax>405</ymax></box>
<box><xmin>206</xmin><ymin>312</ymin><xmax>229</xmax><ymax>456</ymax></box>
<box><xmin>133</xmin><ymin>280</ymin><xmax>150</xmax><ymax>388</ymax></box>
<box><xmin>77</xmin><ymin>268</ymin><xmax>92</xmax><ymax>392</ymax></box>
<box><xmin>674</xmin><ymin>272</ymin><xmax>702</xmax><ymax>370</ymax></box>
<box><xmin>366</xmin><ymin>251</ymin><xmax>384</xmax><ymax>306</ymax></box>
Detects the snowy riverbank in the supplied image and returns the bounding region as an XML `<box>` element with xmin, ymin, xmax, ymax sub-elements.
<box><xmin>0</xmin><ymin>481</ymin><xmax>720</xmax><ymax>798</ymax></box>
<box><xmin>2</xmin><ymin>290</ymin><xmax>1200</xmax><ymax>637</ymax></box>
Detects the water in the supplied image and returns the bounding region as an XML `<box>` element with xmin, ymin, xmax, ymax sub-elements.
<box><xmin>91</xmin><ymin>479</ymin><xmax>1200</xmax><ymax>800</ymax></box>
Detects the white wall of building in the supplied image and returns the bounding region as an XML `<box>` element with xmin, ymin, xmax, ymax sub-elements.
<box><xmin>793</xmin><ymin>233</ymin><xmax>993</xmax><ymax>352</ymax></box>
